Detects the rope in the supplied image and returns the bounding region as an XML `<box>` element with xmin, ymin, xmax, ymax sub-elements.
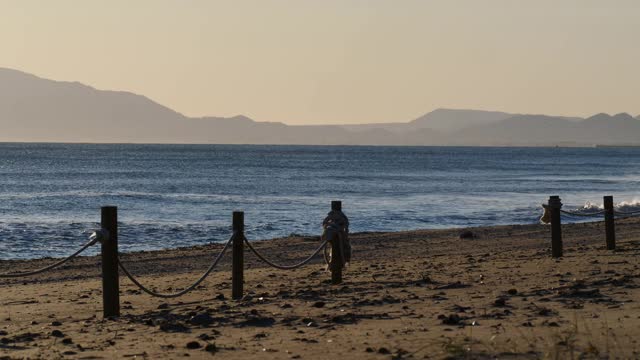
<box><xmin>243</xmin><ymin>235</ymin><xmax>329</xmax><ymax>270</ymax></box>
<box><xmin>323</xmin><ymin>210</ymin><xmax>350</xmax><ymax>231</ymax></box>
<box><xmin>614</xmin><ymin>209</ymin><xmax>640</xmax><ymax>216</ymax></box>
<box><xmin>0</xmin><ymin>236</ymin><xmax>99</xmax><ymax>278</ymax></box>
<box><xmin>323</xmin><ymin>243</ymin><xmax>331</xmax><ymax>265</ymax></box>
<box><xmin>117</xmin><ymin>234</ymin><xmax>234</xmax><ymax>298</ymax></box>
<box><xmin>544</xmin><ymin>203</ymin><xmax>640</xmax><ymax>220</ymax></box>
<box><xmin>322</xmin><ymin>210</ymin><xmax>351</xmax><ymax>268</ymax></box>
<box><xmin>324</xmin><ymin>227</ymin><xmax>351</xmax><ymax>266</ymax></box>
<box><xmin>559</xmin><ymin>209</ymin><xmax>606</xmax><ymax>217</ymax></box>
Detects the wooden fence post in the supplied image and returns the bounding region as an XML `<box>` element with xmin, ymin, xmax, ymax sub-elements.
<box><xmin>330</xmin><ymin>201</ymin><xmax>343</xmax><ymax>285</ymax></box>
<box><xmin>548</xmin><ymin>196</ymin><xmax>563</xmax><ymax>258</ymax></box>
<box><xmin>604</xmin><ymin>195</ymin><xmax>616</xmax><ymax>250</ymax></box>
<box><xmin>101</xmin><ymin>206</ymin><xmax>120</xmax><ymax>318</ymax></box>
<box><xmin>232</xmin><ymin>211</ymin><xmax>244</xmax><ymax>300</ymax></box>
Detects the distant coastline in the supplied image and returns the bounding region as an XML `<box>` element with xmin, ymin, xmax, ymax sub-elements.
<box><xmin>2</xmin><ymin>68</ymin><xmax>640</xmax><ymax>146</ymax></box>
<box><xmin>595</xmin><ymin>144</ymin><xmax>640</xmax><ymax>148</ymax></box>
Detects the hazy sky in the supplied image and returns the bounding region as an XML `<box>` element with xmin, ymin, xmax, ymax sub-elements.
<box><xmin>2</xmin><ymin>1</ymin><xmax>639</xmax><ymax>124</ymax></box>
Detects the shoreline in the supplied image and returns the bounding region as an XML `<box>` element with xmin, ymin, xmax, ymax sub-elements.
<box><xmin>0</xmin><ymin>221</ymin><xmax>556</xmax><ymax>280</ymax></box>
<box><xmin>2</xmin><ymin>218</ymin><xmax>640</xmax><ymax>358</ymax></box>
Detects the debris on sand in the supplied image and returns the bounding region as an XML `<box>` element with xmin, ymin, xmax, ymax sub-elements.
<box><xmin>459</xmin><ymin>231</ymin><xmax>478</xmax><ymax>240</ymax></box>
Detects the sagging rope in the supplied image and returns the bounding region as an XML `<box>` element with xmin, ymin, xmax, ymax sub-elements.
<box><xmin>243</xmin><ymin>235</ymin><xmax>329</xmax><ymax>270</ymax></box>
<box><xmin>540</xmin><ymin>203</ymin><xmax>640</xmax><ymax>224</ymax></box>
<box><xmin>559</xmin><ymin>209</ymin><xmax>606</xmax><ymax>217</ymax></box>
<box><xmin>540</xmin><ymin>204</ymin><xmax>606</xmax><ymax>224</ymax></box>
<box><xmin>242</xmin><ymin>209</ymin><xmax>350</xmax><ymax>271</ymax></box>
<box><xmin>614</xmin><ymin>209</ymin><xmax>640</xmax><ymax>216</ymax></box>
<box><xmin>0</xmin><ymin>231</ymin><xmax>103</xmax><ymax>278</ymax></box>
<box><xmin>117</xmin><ymin>234</ymin><xmax>234</xmax><ymax>298</ymax></box>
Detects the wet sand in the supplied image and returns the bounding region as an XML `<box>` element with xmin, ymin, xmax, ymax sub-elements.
<box><xmin>1</xmin><ymin>218</ymin><xmax>640</xmax><ymax>359</ymax></box>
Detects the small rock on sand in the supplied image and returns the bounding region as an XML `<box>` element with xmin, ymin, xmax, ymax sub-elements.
<box><xmin>312</xmin><ymin>301</ymin><xmax>325</xmax><ymax>308</ymax></box>
<box><xmin>186</xmin><ymin>341</ymin><xmax>201</xmax><ymax>349</ymax></box>
<box><xmin>459</xmin><ymin>231</ymin><xmax>477</xmax><ymax>239</ymax></box>
<box><xmin>190</xmin><ymin>314</ymin><xmax>215</xmax><ymax>326</ymax></box>
<box><xmin>204</xmin><ymin>343</ymin><xmax>217</xmax><ymax>353</ymax></box>
<box><xmin>494</xmin><ymin>298</ymin><xmax>507</xmax><ymax>307</ymax></box>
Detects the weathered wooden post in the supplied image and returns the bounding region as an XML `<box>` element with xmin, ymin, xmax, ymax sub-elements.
<box><xmin>548</xmin><ymin>196</ymin><xmax>563</xmax><ymax>258</ymax></box>
<box><xmin>232</xmin><ymin>211</ymin><xmax>244</xmax><ymax>300</ymax></box>
<box><xmin>101</xmin><ymin>206</ymin><xmax>120</xmax><ymax>318</ymax></box>
<box><xmin>330</xmin><ymin>201</ymin><xmax>343</xmax><ymax>285</ymax></box>
<box><xmin>604</xmin><ymin>195</ymin><xmax>616</xmax><ymax>250</ymax></box>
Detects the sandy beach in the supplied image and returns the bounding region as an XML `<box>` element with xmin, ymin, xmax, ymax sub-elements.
<box><xmin>1</xmin><ymin>218</ymin><xmax>640</xmax><ymax>359</ymax></box>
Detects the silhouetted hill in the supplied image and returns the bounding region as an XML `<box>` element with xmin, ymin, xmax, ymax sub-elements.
<box><xmin>450</xmin><ymin>113</ymin><xmax>640</xmax><ymax>146</ymax></box>
<box><xmin>578</xmin><ymin>113</ymin><xmax>640</xmax><ymax>144</ymax></box>
<box><xmin>1</xmin><ymin>68</ymin><xmax>639</xmax><ymax>146</ymax></box>
<box><xmin>408</xmin><ymin>108</ymin><xmax>514</xmax><ymax>132</ymax></box>
<box><xmin>0</xmin><ymin>68</ymin><xmax>445</xmax><ymax>144</ymax></box>
<box><xmin>452</xmin><ymin>115</ymin><xmax>579</xmax><ymax>146</ymax></box>
<box><xmin>341</xmin><ymin>109</ymin><xmax>514</xmax><ymax>134</ymax></box>
<box><xmin>0</xmin><ymin>68</ymin><xmax>188</xmax><ymax>142</ymax></box>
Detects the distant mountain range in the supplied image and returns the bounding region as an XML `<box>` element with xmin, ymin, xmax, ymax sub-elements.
<box><xmin>1</xmin><ymin>67</ymin><xmax>639</xmax><ymax>146</ymax></box>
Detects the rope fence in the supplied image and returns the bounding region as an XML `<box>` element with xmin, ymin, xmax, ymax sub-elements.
<box><xmin>3</xmin><ymin>196</ymin><xmax>638</xmax><ymax>319</ymax></box>
<box><xmin>614</xmin><ymin>209</ymin><xmax>640</xmax><ymax>216</ymax></box>
<box><xmin>0</xmin><ymin>202</ymin><xmax>349</xmax><ymax>317</ymax></box>
<box><xmin>229</xmin><ymin>202</ymin><xmax>350</xmax><ymax>299</ymax></box>
<box><xmin>0</xmin><ymin>234</ymin><xmax>100</xmax><ymax>278</ymax></box>
<box><xmin>558</xmin><ymin>208</ymin><xmax>640</xmax><ymax>217</ymax></box>
<box><xmin>117</xmin><ymin>234</ymin><xmax>234</xmax><ymax>298</ymax></box>
<box><xmin>541</xmin><ymin>195</ymin><xmax>640</xmax><ymax>258</ymax></box>
<box><xmin>559</xmin><ymin>209</ymin><xmax>606</xmax><ymax>217</ymax></box>
<box><xmin>240</xmin><ymin>205</ymin><xmax>350</xmax><ymax>272</ymax></box>
<box><xmin>243</xmin><ymin>235</ymin><xmax>329</xmax><ymax>270</ymax></box>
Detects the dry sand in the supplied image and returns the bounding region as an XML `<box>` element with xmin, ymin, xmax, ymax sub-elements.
<box><xmin>1</xmin><ymin>218</ymin><xmax>640</xmax><ymax>359</ymax></box>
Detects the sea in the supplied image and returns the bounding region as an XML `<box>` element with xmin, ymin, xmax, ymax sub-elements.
<box><xmin>1</xmin><ymin>143</ymin><xmax>639</xmax><ymax>260</ymax></box>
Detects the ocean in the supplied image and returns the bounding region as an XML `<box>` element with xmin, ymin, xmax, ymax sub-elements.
<box><xmin>1</xmin><ymin>143</ymin><xmax>639</xmax><ymax>260</ymax></box>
